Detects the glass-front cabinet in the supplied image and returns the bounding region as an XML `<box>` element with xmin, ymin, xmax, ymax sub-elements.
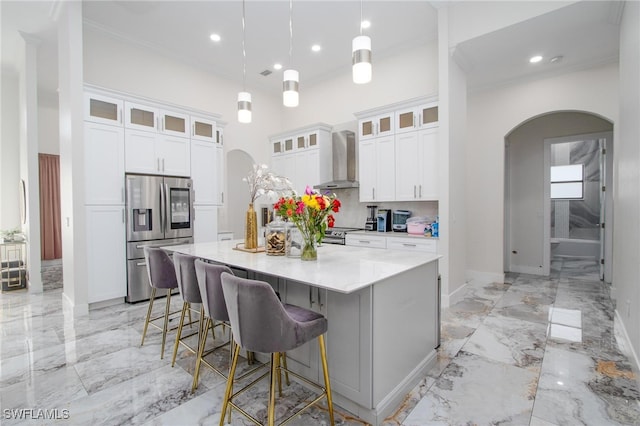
<box><xmin>395</xmin><ymin>101</ymin><xmax>439</xmax><ymax>134</ymax></box>
<box><xmin>160</xmin><ymin>110</ymin><xmax>190</xmax><ymax>137</ymax></box>
<box><xmin>84</xmin><ymin>92</ymin><xmax>123</xmax><ymax>126</ymax></box>
<box><xmin>125</xmin><ymin>101</ymin><xmax>158</xmax><ymax>132</ymax></box>
<box><xmin>191</xmin><ymin>115</ymin><xmax>216</xmax><ymax>142</ymax></box>
<box><xmin>358</xmin><ymin>112</ymin><xmax>394</xmax><ymax>141</ymax></box>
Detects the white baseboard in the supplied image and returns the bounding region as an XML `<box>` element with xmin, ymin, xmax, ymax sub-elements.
<box><xmin>466</xmin><ymin>270</ymin><xmax>505</xmax><ymax>284</ymax></box>
<box><xmin>445</xmin><ymin>282</ymin><xmax>468</xmax><ymax>307</ymax></box>
<box><xmin>614</xmin><ymin>309</ymin><xmax>640</xmax><ymax>388</ymax></box>
<box><xmin>509</xmin><ymin>265</ymin><xmax>546</xmax><ymax>276</ymax></box>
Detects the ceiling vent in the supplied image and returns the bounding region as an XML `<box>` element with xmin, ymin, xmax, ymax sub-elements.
<box><xmin>260</xmin><ymin>69</ymin><xmax>272</xmax><ymax>77</ymax></box>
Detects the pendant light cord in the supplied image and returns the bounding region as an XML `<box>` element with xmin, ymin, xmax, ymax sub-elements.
<box><xmin>359</xmin><ymin>0</ymin><xmax>363</xmax><ymax>35</ymax></box>
<box><xmin>289</xmin><ymin>0</ymin><xmax>293</xmax><ymax>66</ymax></box>
<box><xmin>242</xmin><ymin>0</ymin><xmax>246</xmax><ymax>90</ymax></box>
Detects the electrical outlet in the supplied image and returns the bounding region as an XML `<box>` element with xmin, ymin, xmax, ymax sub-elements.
<box><xmin>626</xmin><ymin>300</ymin><xmax>631</xmax><ymax>318</ymax></box>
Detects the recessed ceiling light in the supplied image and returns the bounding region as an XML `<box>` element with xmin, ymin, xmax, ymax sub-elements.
<box><xmin>529</xmin><ymin>55</ymin><xmax>543</xmax><ymax>64</ymax></box>
<box><xmin>550</xmin><ymin>55</ymin><xmax>564</xmax><ymax>64</ymax></box>
<box><xmin>209</xmin><ymin>33</ymin><xmax>221</xmax><ymax>42</ymax></box>
<box><xmin>361</xmin><ymin>20</ymin><xmax>371</xmax><ymax>29</ymax></box>
<box><xmin>274</xmin><ymin>63</ymin><xmax>283</xmax><ymax>70</ymax></box>
<box><xmin>311</xmin><ymin>44</ymin><xmax>321</xmax><ymax>52</ymax></box>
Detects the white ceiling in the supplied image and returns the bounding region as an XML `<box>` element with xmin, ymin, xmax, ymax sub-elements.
<box><xmin>0</xmin><ymin>1</ymin><xmax>622</xmax><ymax>96</ymax></box>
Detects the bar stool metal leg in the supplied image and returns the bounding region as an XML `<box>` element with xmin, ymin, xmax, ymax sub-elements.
<box><xmin>219</xmin><ymin>343</ymin><xmax>241</xmax><ymax>426</ymax></box>
<box><xmin>268</xmin><ymin>352</ymin><xmax>279</xmax><ymax>426</ymax></box>
<box><xmin>161</xmin><ymin>291</ymin><xmax>172</xmax><ymax>359</ymax></box>
<box><xmin>171</xmin><ymin>302</ymin><xmax>189</xmax><ymax>367</ymax></box>
<box><xmin>140</xmin><ymin>287</ymin><xmax>157</xmax><ymax>346</ymax></box>
<box><xmin>318</xmin><ymin>334</ymin><xmax>335</xmax><ymax>425</ymax></box>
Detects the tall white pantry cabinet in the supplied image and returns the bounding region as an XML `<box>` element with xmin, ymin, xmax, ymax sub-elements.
<box><xmin>83</xmin><ymin>86</ymin><xmax>223</xmax><ymax>304</ymax></box>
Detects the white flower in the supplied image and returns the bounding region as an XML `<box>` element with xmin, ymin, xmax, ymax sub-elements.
<box><xmin>243</xmin><ymin>164</ymin><xmax>294</xmax><ymax>203</ymax></box>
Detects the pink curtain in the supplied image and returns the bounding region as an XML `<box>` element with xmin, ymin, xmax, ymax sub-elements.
<box><xmin>39</xmin><ymin>154</ymin><xmax>62</xmax><ymax>260</ymax></box>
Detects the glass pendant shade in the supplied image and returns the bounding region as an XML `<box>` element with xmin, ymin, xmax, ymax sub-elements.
<box><xmin>352</xmin><ymin>35</ymin><xmax>372</xmax><ymax>84</ymax></box>
<box><xmin>282</xmin><ymin>69</ymin><xmax>299</xmax><ymax>107</ymax></box>
<box><xmin>237</xmin><ymin>91</ymin><xmax>252</xmax><ymax>123</ymax></box>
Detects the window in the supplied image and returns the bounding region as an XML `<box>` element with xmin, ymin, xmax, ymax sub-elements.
<box><xmin>550</xmin><ymin>164</ymin><xmax>584</xmax><ymax>200</ymax></box>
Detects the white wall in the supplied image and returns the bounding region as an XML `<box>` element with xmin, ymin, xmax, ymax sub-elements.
<box><xmin>1</xmin><ymin>69</ymin><xmax>21</xmax><ymax>230</ymax></box>
<box><xmin>466</xmin><ymin>63</ymin><xmax>619</xmax><ymax>277</ymax></box>
<box><xmin>282</xmin><ymin>42</ymin><xmax>439</xmax><ymax>129</ymax></box>
<box><xmin>506</xmin><ymin>113</ymin><xmax>612</xmax><ymax>275</ymax></box>
<box><xmin>613</xmin><ymin>0</ymin><xmax>640</xmax><ymax>368</ymax></box>
<box><xmin>37</xmin><ymin>90</ymin><xmax>59</xmax><ymax>155</ymax></box>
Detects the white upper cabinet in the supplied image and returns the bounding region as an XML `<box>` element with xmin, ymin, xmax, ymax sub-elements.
<box><xmin>160</xmin><ymin>109</ymin><xmax>190</xmax><ymax>137</ymax></box>
<box><xmin>124</xmin><ymin>101</ymin><xmax>159</xmax><ymax>132</ymax></box>
<box><xmin>84</xmin><ymin>92</ymin><xmax>123</xmax><ymax>126</ymax></box>
<box><xmin>125</xmin><ymin>129</ymin><xmax>191</xmax><ymax>177</ymax></box>
<box><xmin>191</xmin><ymin>139</ymin><xmax>223</xmax><ymax>205</ymax></box>
<box><xmin>269</xmin><ymin>124</ymin><xmax>332</xmax><ymax>194</ymax></box>
<box><xmin>395</xmin><ymin>101</ymin><xmax>439</xmax><ymax>134</ymax></box>
<box><xmin>190</xmin><ymin>115</ymin><xmax>216</xmax><ymax>142</ymax></box>
<box><xmin>358</xmin><ymin>112</ymin><xmax>394</xmax><ymax>141</ymax></box>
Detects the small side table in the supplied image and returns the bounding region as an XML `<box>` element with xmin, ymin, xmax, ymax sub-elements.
<box><xmin>1</xmin><ymin>241</ymin><xmax>27</xmax><ymax>291</ymax></box>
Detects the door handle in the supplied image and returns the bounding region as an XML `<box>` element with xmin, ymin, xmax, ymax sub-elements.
<box><xmin>309</xmin><ymin>286</ymin><xmax>315</xmax><ymax>307</ymax></box>
<box><xmin>162</xmin><ymin>158</ymin><xmax>165</xmax><ymax>172</ymax></box>
<box><xmin>136</xmin><ymin>262</ymin><xmax>147</xmax><ymax>267</ymax></box>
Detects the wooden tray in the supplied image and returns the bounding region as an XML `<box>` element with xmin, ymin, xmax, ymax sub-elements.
<box><xmin>233</xmin><ymin>243</ymin><xmax>265</xmax><ymax>253</ymax></box>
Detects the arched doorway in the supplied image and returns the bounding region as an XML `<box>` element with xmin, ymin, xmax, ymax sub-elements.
<box><xmin>504</xmin><ymin>111</ymin><xmax>613</xmax><ymax>282</ymax></box>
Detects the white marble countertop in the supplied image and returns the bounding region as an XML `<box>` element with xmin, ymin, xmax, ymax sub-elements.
<box><xmin>164</xmin><ymin>239</ymin><xmax>441</xmax><ymax>294</ymax></box>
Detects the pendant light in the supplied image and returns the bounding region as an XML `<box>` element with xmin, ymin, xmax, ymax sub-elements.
<box><xmin>237</xmin><ymin>0</ymin><xmax>252</xmax><ymax>123</ymax></box>
<box><xmin>283</xmin><ymin>0</ymin><xmax>299</xmax><ymax>107</ymax></box>
<box><xmin>352</xmin><ymin>0</ymin><xmax>372</xmax><ymax>84</ymax></box>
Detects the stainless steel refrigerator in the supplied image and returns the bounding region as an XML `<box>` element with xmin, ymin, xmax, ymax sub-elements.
<box><xmin>125</xmin><ymin>174</ymin><xmax>194</xmax><ymax>303</ymax></box>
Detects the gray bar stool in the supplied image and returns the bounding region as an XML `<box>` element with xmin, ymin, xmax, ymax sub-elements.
<box><xmin>220</xmin><ymin>272</ymin><xmax>335</xmax><ymax>426</ymax></box>
<box><xmin>140</xmin><ymin>246</ymin><xmax>180</xmax><ymax>359</ymax></box>
<box><xmin>192</xmin><ymin>260</ymin><xmax>268</xmax><ymax>393</ymax></box>
<box><xmin>171</xmin><ymin>253</ymin><xmax>208</xmax><ymax>368</ymax></box>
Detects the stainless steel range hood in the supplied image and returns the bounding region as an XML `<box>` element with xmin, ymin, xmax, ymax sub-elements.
<box><xmin>314</xmin><ymin>130</ymin><xmax>359</xmax><ymax>190</ymax></box>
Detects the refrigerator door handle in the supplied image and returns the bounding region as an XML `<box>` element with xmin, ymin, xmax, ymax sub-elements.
<box><xmin>165</xmin><ymin>183</ymin><xmax>170</xmax><ymax>233</ymax></box>
<box><xmin>159</xmin><ymin>182</ymin><xmax>165</xmax><ymax>233</ymax></box>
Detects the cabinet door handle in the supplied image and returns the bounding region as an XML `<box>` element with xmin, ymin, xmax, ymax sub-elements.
<box><xmin>221</xmin><ymin>192</ymin><xmax>224</xmax><ymax>204</ymax></box>
<box><xmin>419</xmin><ymin>185</ymin><xmax>422</xmax><ymax>198</ymax></box>
<box><xmin>122</xmin><ymin>208</ymin><xmax>125</xmax><ymax>223</ymax></box>
<box><xmin>372</xmin><ymin>188</ymin><xmax>375</xmax><ymax>199</ymax></box>
<box><xmin>309</xmin><ymin>286</ymin><xmax>315</xmax><ymax>306</ymax></box>
<box><xmin>359</xmin><ymin>240</ymin><xmax>370</xmax><ymax>244</ymax></box>
<box><xmin>136</xmin><ymin>262</ymin><xmax>147</xmax><ymax>267</ymax></box>
<box><xmin>403</xmin><ymin>243</ymin><xmax>417</xmax><ymax>248</ymax></box>
<box><xmin>118</xmin><ymin>108</ymin><xmax>122</xmax><ymax>124</ymax></box>
<box><xmin>317</xmin><ymin>288</ymin><xmax>323</xmax><ymax>309</ymax></box>
<box><xmin>414</xmin><ymin>185</ymin><xmax>417</xmax><ymax>198</ymax></box>
<box><xmin>419</xmin><ymin>113</ymin><xmax>422</xmax><ymax>126</ymax></box>
<box><xmin>157</xmin><ymin>158</ymin><xmax>161</xmax><ymax>172</ymax></box>
<box><xmin>414</xmin><ymin>114</ymin><xmax>417</xmax><ymax>128</ymax></box>
<box><xmin>192</xmin><ymin>123</ymin><xmax>195</xmax><ymax>136</ymax></box>
<box><xmin>162</xmin><ymin>158</ymin><xmax>165</xmax><ymax>172</ymax></box>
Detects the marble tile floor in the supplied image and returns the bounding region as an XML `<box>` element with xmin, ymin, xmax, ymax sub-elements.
<box><xmin>1</xmin><ymin>256</ymin><xmax>639</xmax><ymax>425</ymax></box>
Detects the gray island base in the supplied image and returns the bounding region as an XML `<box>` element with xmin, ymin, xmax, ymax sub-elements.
<box><xmin>166</xmin><ymin>240</ymin><xmax>441</xmax><ymax>425</ymax></box>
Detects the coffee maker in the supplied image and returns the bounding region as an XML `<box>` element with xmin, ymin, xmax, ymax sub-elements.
<box><xmin>365</xmin><ymin>205</ymin><xmax>377</xmax><ymax>231</ymax></box>
<box><xmin>377</xmin><ymin>209</ymin><xmax>392</xmax><ymax>232</ymax></box>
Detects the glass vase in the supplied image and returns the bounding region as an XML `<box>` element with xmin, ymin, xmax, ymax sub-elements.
<box><xmin>301</xmin><ymin>238</ymin><xmax>317</xmax><ymax>261</ymax></box>
<box><xmin>244</xmin><ymin>203</ymin><xmax>258</xmax><ymax>250</ymax></box>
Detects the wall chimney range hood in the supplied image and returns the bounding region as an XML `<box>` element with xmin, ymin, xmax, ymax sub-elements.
<box><xmin>315</xmin><ymin>130</ymin><xmax>359</xmax><ymax>190</ymax></box>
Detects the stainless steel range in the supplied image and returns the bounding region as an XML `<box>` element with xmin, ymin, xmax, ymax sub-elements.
<box><xmin>322</xmin><ymin>227</ymin><xmax>363</xmax><ymax>245</ymax></box>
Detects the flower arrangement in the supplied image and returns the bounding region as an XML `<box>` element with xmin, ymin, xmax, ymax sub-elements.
<box><xmin>273</xmin><ymin>186</ymin><xmax>341</xmax><ymax>260</ymax></box>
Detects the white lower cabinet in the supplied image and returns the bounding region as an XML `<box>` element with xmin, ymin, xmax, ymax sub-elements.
<box><xmin>345</xmin><ymin>234</ymin><xmax>387</xmax><ymax>249</ymax></box>
<box><xmin>347</xmin><ymin>233</ymin><xmax>438</xmax><ymax>253</ymax></box>
<box><xmin>86</xmin><ymin>205</ymin><xmax>126</xmax><ymax>303</ymax></box>
<box><xmin>193</xmin><ymin>205</ymin><xmax>218</xmax><ymax>243</ymax></box>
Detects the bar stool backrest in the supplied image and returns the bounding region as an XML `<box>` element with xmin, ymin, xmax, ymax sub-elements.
<box><xmin>143</xmin><ymin>247</ymin><xmax>178</xmax><ymax>290</ymax></box>
<box><xmin>173</xmin><ymin>253</ymin><xmax>202</xmax><ymax>304</ymax></box>
<box><xmin>221</xmin><ymin>272</ymin><xmax>326</xmax><ymax>353</ymax></box>
<box><xmin>194</xmin><ymin>260</ymin><xmax>232</xmax><ymax>322</ymax></box>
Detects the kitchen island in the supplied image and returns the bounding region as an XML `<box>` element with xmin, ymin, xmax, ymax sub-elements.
<box><xmin>166</xmin><ymin>240</ymin><xmax>441</xmax><ymax>425</ymax></box>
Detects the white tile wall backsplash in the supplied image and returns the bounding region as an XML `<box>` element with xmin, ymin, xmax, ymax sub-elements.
<box><xmin>328</xmin><ymin>188</ymin><xmax>439</xmax><ymax>229</ymax></box>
